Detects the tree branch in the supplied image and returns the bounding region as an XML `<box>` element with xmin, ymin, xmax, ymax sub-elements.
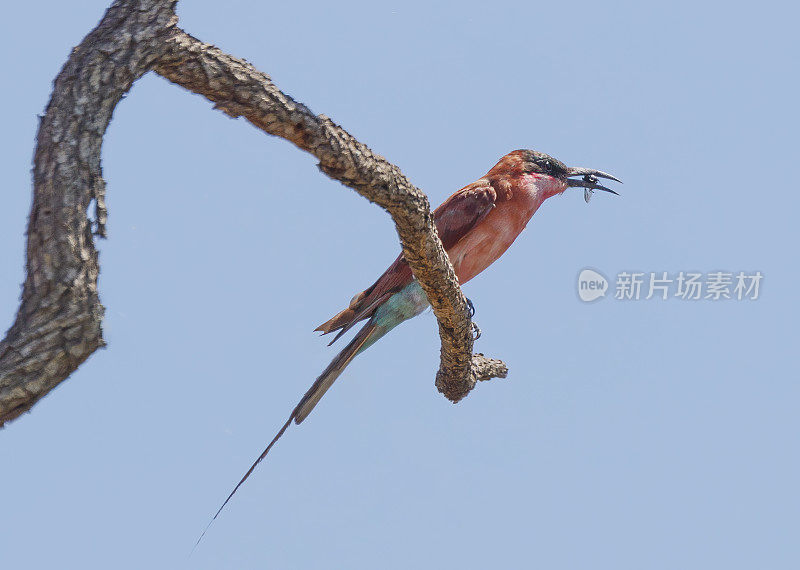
<box><xmin>0</xmin><ymin>0</ymin><xmax>506</xmax><ymax>427</ymax></box>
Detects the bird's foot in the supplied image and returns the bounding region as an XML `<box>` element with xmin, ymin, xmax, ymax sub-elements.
<box><xmin>466</xmin><ymin>297</ymin><xmax>476</xmax><ymax>317</ymax></box>
<box><xmin>465</xmin><ymin>298</ymin><xmax>480</xmax><ymax>339</ymax></box>
<box><xmin>471</xmin><ymin>321</ymin><xmax>482</xmax><ymax>341</ymax></box>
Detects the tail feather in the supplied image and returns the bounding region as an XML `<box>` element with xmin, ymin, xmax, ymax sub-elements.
<box><xmin>193</xmin><ymin>319</ymin><xmax>377</xmax><ymax>550</ymax></box>
<box><xmin>294</xmin><ymin>320</ymin><xmax>376</xmax><ymax>424</ymax></box>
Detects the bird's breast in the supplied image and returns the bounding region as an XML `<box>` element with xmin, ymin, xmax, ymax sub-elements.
<box><xmin>448</xmin><ymin>184</ymin><xmax>545</xmax><ymax>284</ymax></box>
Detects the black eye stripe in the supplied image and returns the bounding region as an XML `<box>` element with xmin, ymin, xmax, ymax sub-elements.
<box><xmin>536</xmin><ymin>159</ymin><xmax>563</xmax><ymax>176</ymax></box>
<box><xmin>522</xmin><ymin>150</ymin><xmax>567</xmax><ymax>176</ymax></box>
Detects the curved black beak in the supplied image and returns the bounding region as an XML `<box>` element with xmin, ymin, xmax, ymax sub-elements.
<box><xmin>565</xmin><ymin>167</ymin><xmax>621</xmax><ymax>203</ymax></box>
<box><xmin>565</xmin><ymin>167</ymin><xmax>621</xmax><ymax>195</ymax></box>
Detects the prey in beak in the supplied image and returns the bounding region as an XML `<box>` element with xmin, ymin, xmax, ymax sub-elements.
<box><xmin>565</xmin><ymin>167</ymin><xmax>622</xmax><ymax>203</ymax></box>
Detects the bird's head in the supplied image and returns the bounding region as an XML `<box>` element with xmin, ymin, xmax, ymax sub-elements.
<box><xmin>490</xmin><ymin>149</ymin><xmax>621</xmax><ymax>202</ymax></box>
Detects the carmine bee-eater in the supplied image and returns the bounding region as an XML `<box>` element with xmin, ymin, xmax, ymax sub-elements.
<box><xmin>198</xmin><ymin>149</ymin><xmax>620</xmax><ymax>539</ymax></box>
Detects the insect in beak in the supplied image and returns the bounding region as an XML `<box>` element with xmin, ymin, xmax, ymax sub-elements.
<box><xmin>583</xmin><ymin>174</ymin><xmax>597</xmax><ymax>203</ymax></box>
<box><xmin>565</xmin><ymin>166</ymin><xmax>620</xmax><ymax>203</ymax></box>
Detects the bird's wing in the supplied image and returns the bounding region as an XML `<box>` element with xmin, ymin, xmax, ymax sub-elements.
<box><xmin>315</xmin><ymin>180</ymin><xmax>496</xmax><ymax>341</ymax></box>
<box><xmin>432</xmin><ymin>180</ymin><xmax>497</xmax><ymax>250</ymax></box>
<box><xmin>314</xmin><ymin>253</ymin><xmax>412</xmax><ymax>343</ymax></box>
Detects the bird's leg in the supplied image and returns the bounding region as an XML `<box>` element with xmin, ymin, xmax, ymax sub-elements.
<box><xmin>465</xmin><ymin>297</ymin><xmax>481</xmax><ymax>339</ymax></box>
<box><xmin>466</xmin><ymin>298</ymin><xmax>476</xmax><ymax>317</ymax></box>
<box><xmin>471</xmin><ymin>321</ymin><xmax>482</xmax><ymax>340</ymax></box>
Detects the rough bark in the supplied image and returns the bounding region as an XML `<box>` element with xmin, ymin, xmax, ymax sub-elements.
<box><xmin>0</xmin><ymin>0</ymin><xmax>507</xmax><ymax>427</ymax></box>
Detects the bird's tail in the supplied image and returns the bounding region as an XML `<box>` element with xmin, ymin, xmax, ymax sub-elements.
<box><xmin>293</xmin><ymin>319</ymin><xmax>378</xmax><ymax>424</ymax></box>
<box><xmin>192</xmin><ymin>319</ymin><xmax>379</xmax><ymax>551</ymax></box>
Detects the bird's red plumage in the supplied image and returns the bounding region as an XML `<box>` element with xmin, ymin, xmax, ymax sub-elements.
<box><xmin>315</xmin><ymin>151</ymin><xmax>567</xmax><ymax>336</ymax></box>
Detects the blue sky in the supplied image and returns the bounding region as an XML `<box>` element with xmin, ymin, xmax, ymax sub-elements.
<box><xmin>1</xmin><ymin>1</ymin><xmax>797</xmax><ymax>568</ymax></box>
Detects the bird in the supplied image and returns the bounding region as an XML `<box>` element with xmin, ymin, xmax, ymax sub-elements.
<box><xmin>195</xmin><ymin>149</ymin><xmax>620</xmax><ymax>545</ymax></box>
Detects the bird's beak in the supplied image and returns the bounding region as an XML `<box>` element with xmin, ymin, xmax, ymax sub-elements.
<box><xmin>565</xmin><ymin>167</ymin><xmax>622</xmax><ymax>195</ymax></box>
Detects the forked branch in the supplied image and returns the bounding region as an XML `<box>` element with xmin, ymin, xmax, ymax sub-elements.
<box><xmin>0</xmin><ymin>0</ymin><xmax>506</xmax><ymax>426</ymax></box>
